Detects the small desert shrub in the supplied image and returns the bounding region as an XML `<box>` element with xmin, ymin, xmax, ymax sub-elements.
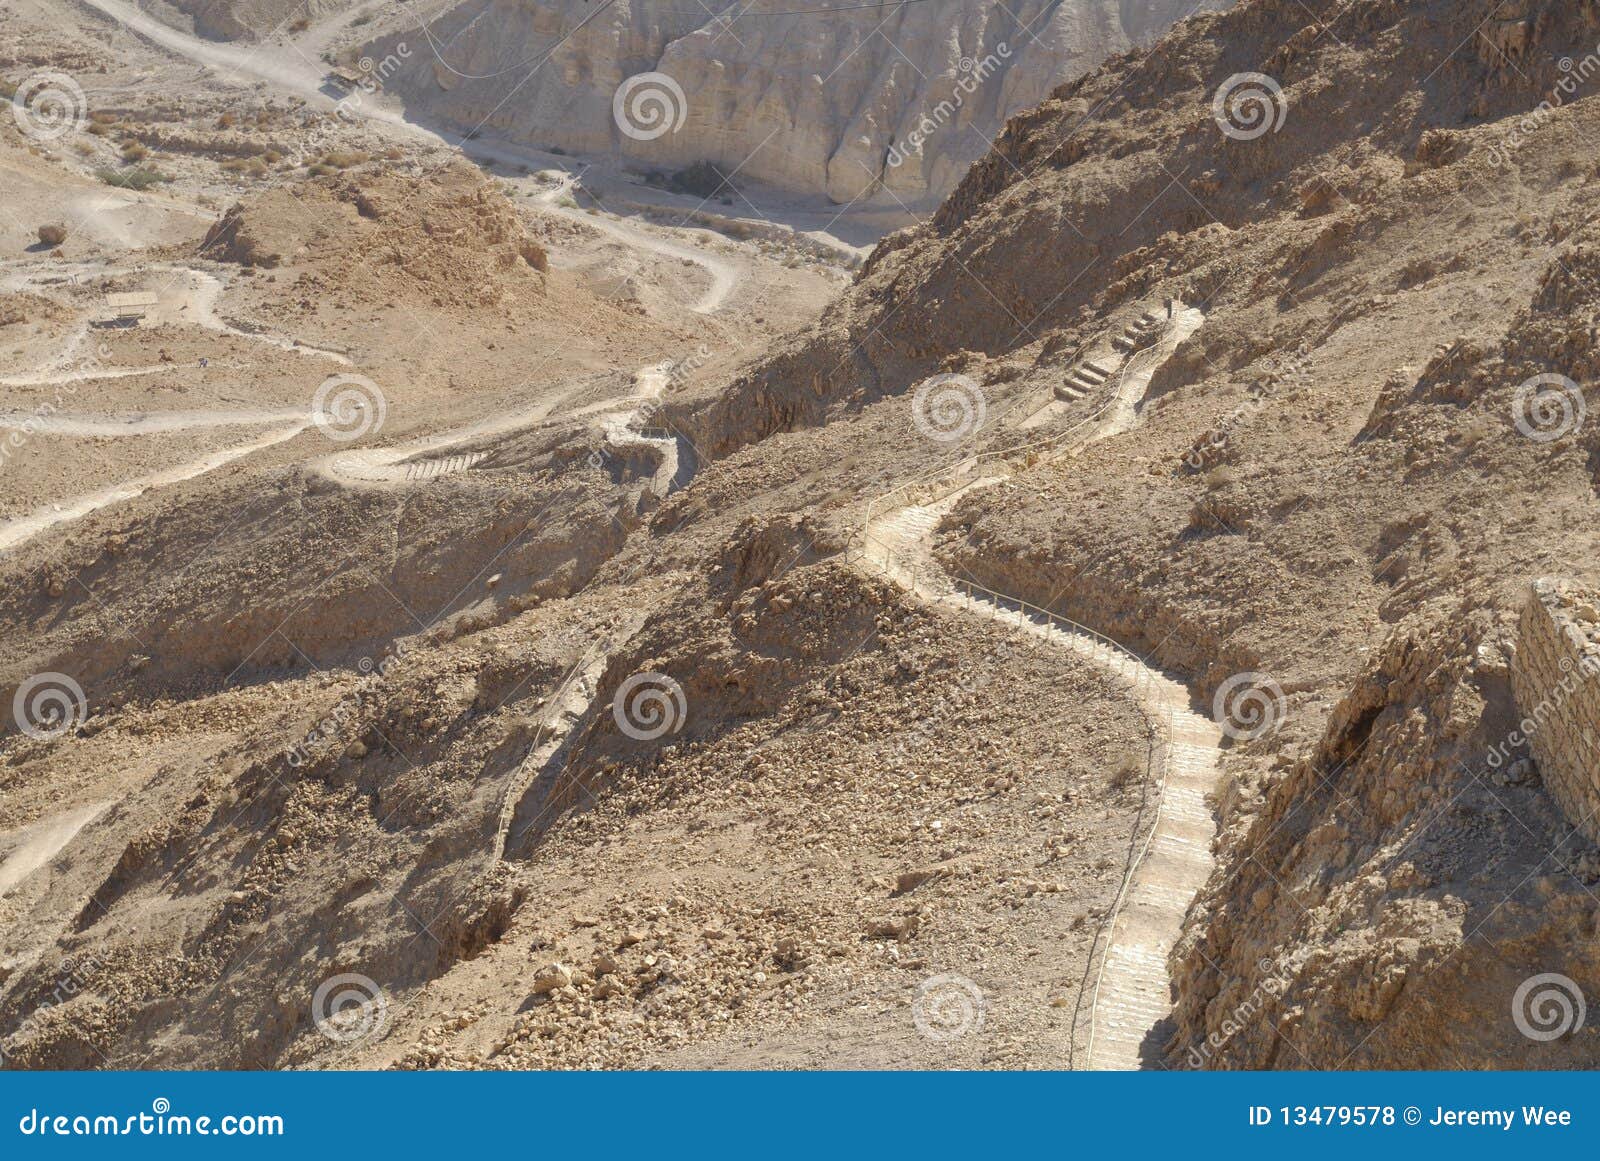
<box><xmin>1416</xmin><ymin>128</ymin><xmax>1462</xmax><ymax>168</ymax></box>
<box><xmin>1297</xmin><ymin>178</ymin><xmax>1340</xmax><ymax>216</ymax></box>
<box><xmin>1108</xmin><ymin>757</ymin><xmax>1143</xmax><ymax>792</ymax></box>
<box><xmin>120</xmin><ymin>141</ymin><xmax>150</xmax><ymax>161</ymax></box>
<box><xmin>96</xmin><ymin>167</ymin><xmax>168</xmax><ymax>190</ymax></box>
<box><xmin>1397</xmin><ymin>257</ymin><xmax>1437</xmax><ymax>289</ymax></box>
<box><xmin>316</xmin><ymin>150</ymin><xmax>369</xmax><ymax>169</ymax></box>
<box><xmin>519</xmin><ymin>239</ymin><xmax>548</xmax><ymax>271</ymax></box>
<box><xmin>221</xmin><ymin>156</ymin><xmax>268</xmax><ymax>177</ymax></box>
<box><xmin>1458</xmin><ymin>412</ymin><xmax>1500</xmax><ymax>448</ymax></box>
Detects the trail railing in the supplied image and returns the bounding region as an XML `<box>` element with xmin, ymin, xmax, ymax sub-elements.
<box><xmin>847</xmin><ymin>317</ymin><xmax>1184</xmax><ymax>1069</ymax></box>
<box><xmin>857</xmin><ymin>322</ymin><xmax>1174</xmax><ymax>539</ymax></box>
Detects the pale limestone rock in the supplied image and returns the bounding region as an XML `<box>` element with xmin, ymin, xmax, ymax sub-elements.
<box><xmin>365</xmin><ymin>0</ymin><xmax>1220</xmax><ymax>204</ymax></box>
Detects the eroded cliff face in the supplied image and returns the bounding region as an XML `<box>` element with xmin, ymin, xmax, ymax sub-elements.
<box><xmin>364</xmin><ymin>0</ymin><xmax>1220</xmax><ymax>205</ymax></box>
<box><xmin>162</xmin><ymin>0</ymin><xmax>351</xmax><ymax>41</ymax></box>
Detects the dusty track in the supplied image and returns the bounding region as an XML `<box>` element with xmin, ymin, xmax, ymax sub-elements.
<box><xmin>0</xmin><ymin>260</ymin><xmax>355</xmax><ymax>555</ymax></box>
<box><xmin>0</xmin><ymin>802</ymin><xmax>109</xmax><ymax>897</ymax></box>
<box><xmin>857</xmin><ymin>486</ymin><xmax>1222</xmax><ymax>1070</ymax></box>
<box><xmin>0</xmin><ymin>420</ymin><xmax>311</xmax><ymax>554</ymax></box>
<box><xmin>0</xmin><ymin>409</ymin><xmax>307</xmax><ymax>436</ymax></box>
<box><xmin>4</xmin><ymin>3</ymin><xmax>745</xmax><ymax>552</ymax></box>
<box><xmin>74</xmin><ymin>0</ymin><xmax>745</xmax><ymax>316</ymax></box>
<box><xmin>489</xmin><ymin>364</ymin><xmax>699</xmax><ymax>860</ymax></box>
<box><xmin>533</xmin><ymin>176</ymin><xmax>738</xmax><ymax>316</ymax></box>
<box><xmin>851</xmin><ymin>306</ymin><xmax>1224</xmax><ymax>1070</ymax></box>
<box><xmin>319</xmin><ymin>388</ymin><xmax>575</xmax><ymax>485</ymax></box>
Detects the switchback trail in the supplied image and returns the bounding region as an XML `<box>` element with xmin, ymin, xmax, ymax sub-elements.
<box><xmin>851</xmin><ymin>303</ymin><xmax>1224</xmax><ymax>1070</ymax></box>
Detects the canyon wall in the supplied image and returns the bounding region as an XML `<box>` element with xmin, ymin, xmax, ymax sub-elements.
<box><xmin>365</xmin><ymin>0</ymin><xmax>1221</xmax><ymax>205</ymax></box>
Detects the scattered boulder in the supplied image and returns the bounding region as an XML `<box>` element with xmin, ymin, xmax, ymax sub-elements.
<box><xmin>894</xmin><ymin>866</ymin><xmax>943</xmax><ymax>895</ymax></box>
<box><xmin>864</xmin><ymin>914</ymin><xmax>919</xmax><ymax>941</ymax></box>
<box><xmin>529</xmin><ymin>962</ymin><xmax>572</xmax><ymax>994</ymax></box>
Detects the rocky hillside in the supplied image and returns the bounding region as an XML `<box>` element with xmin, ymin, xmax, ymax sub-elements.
<box><xmin>11</xmin><ymin>0</ymin><xmax>1600</xmax><ymax>1073</ymax></box>
<box><xmin>362</xmin><ymin>0</ymin><xmax>1219</xmax><ymax>205</ymax></box>
<box><xmin>666</xmin><ymin>0</ymin><xmax>1600</xmax><ymax>1066</ymax></box>
<box><xmin>151</xmin><ymin>0</ymin><xmax>353</xmax><ymax>40</ymax></box>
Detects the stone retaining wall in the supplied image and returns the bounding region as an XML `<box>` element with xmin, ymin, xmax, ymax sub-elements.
<box><xmin>1510</xmin><ymin>578</ymin><xmax>1600</xmax><ymax>841</ymax></box>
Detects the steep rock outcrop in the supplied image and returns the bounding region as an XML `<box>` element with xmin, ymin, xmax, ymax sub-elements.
<box><xmin>364</xmin><ymin>0</ymin><xmax>1219</xmax><ymax>204</ymax></box>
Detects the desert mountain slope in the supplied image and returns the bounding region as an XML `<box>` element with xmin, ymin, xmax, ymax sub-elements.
<box><xmin>9</xmin><ymin>0</ymin><xmax>1600</xmax><ymax>1073</ymax></box>
<box><xmin>662</xmin><ymin>0</ymin><xmax>1600</xmax><ymax>1066</ymax></box>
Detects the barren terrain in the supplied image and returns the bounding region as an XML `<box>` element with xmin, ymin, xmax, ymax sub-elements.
<box><xmin>6</xmin><ymin>0</ymin><xmax>1600</xmax><ymax>1074</ymax></box>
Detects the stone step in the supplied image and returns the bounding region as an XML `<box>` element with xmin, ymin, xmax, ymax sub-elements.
<box><xmin>1055</xmin><ymin>382</ymin><xmax>1087</xmax><ymax>401</ymax></box>
<box><xmin>1097</xmin><ymin>996</ymin><xmax>1172</xmax><ymax>1022</ymax></box>
<box><xmin>1094</xmin><ymin>991</ymin><xmax>1171</xmax><ymax>1017</ymax></box>
<box><xmin>1126</xmin><ymin>889</ymin><xmax>1203</xmax><ymax>914</ymax></box>
<box><xmin>1104</xmin><ymin>944</ymin><xmax>1168</xmax><ymax>969</ymax></box>
<box><xmin>852</xmin><ymin>494</ymin><xmax>1223</xmax><ymax>1075</ymax></box>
